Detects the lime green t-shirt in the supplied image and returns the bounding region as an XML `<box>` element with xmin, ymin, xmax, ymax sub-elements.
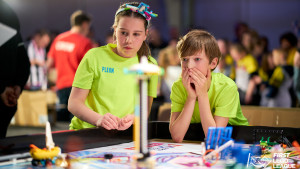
<box><xmin>70</xmin><ymin>43</ymin><xmax>158</xmax><ymax>129</ymax></box>
<box><xmin>170</xmin><ymin>72</ymin><xmax>248</xmax><ymax>126</ymax></box>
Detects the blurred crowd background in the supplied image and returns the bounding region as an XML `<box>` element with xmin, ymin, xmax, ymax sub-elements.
<box><xmin>4</xmin><ymin>0</ymin><xmax>300</xmax><ymax>123</ymax></box>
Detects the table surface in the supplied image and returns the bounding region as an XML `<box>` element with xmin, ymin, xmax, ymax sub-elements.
<box><xmin>0</xmin><ymin>139</ymin><xmax>232</xmax><ymax>169</ymax></box>
<box><xmin>0</xmin><ymin>122</ymin><xmax>300</xmax><ymax>168</ymax></box>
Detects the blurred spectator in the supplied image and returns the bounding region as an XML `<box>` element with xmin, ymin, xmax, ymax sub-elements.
<box><xmin>253</xmin><ymin>36</ymin><xmax>269</xmax><ymax>66</ymax></box>
<box><xmin>230</xmin><ymin>43</ymin><xmax>258</xmax><ymax>105</ymax></box>
<box><xmin>233</xmin><ymin>22</ymin><xmax>249</xmax><ymax>43</ymax></box>
<box><xmin>242</xmin><ymin>30</ymin><xmax>259</xmax><ymax>53</ymax></box>
<box><xmin>46</xmin><ymin>30</ymin><xmax>60</xmax><ymax>53</ymax></box>
<box><xmin>158</xmin><ymin>39</ymin><xmax>179</xmax><ymax>70</ymax></box>
<box><xmin>0</xmin><ymin>0</ymin><xmax>30</xmax><ymax>138</ymax></box>
<box><xmin>148</xmin><ymin>27</ymin><xmax>168</xmax><ymax>60</ymax></box>
<box><xmin>260</xmin><ymin>49</ymin><xmax>294</xmax><ymax>107</ymax></box>
<box><xmin>259</xmin><ymin>52</ymin><xmax>275</xmax><ymax>87</ymax></box>
<box><xmin>294</xmin><ymin>50</ymin><xmax>300</xmax><ymax>104</ymax></box>
<box><xmin>158</xmin><ymin>38</ymin><xmax>180</xmax><ymax>102</ymax></box>
<box><xmin>241</xmin><ymin>31</ymin><xmax>253</xmax><ymax>53</ymax></box>
<box><xmin>260</xmin><ymin>36</ymin><xmax>270</xmax><ymax>53</ymax></box>
<box><xmin>47</xmin><ymin>10</ymin><xmax>93</xmax><ymax>121</ymax></box>
<box><xmin>26</xmin><ymin>29</ymin><xmax>50</xmax><ymax>90</ymax></box>
<box><xmin>215</xmin><ymin>38</ymin><xmax>235</xmax><ymax>80</ymax></box>
<box><xmin>280</xmin><ymin>32</ymin><xmax>298</xmax><ymax>66</ymax></box>
<box><xmin>250</xmin><ymin>52</ymin><xmax>275</xmax><ymax>106</ymax></box>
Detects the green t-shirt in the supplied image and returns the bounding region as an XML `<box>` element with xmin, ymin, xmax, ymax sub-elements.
<box><xmin>70</xmin><ymin>43</ymin><xmax>158</xmax><ymax>129</ymax></box>
<box><xmin>170</xmin><ymin>72</ymin><xmax>248</xmax><ymax>125</ymax></box>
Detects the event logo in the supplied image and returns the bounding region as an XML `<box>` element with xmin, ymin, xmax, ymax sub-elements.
<box><xmin>247</xmin><ymin>153</ymin><xmax>296</xmax><ymax>169</ymax></box>
<box><xmin>272</xmin><ymin>153</ymin><xmax>296</xmax><ymax>168</ymax></box>
<box><xmin>247</xmin><ymin>153</ymin><xmax>272</xmax><ymax>168</ymax></box>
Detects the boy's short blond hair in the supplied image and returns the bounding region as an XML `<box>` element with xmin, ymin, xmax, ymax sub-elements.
<box><xmin>176</xmin><ymin>30</ymin><xmax>221</xmax><ymax>64</ymax></box>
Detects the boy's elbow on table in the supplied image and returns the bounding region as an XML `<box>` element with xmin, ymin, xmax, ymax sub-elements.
<box><xmin>170</xmin><ymin>129</ymin><xmax>184</xmax><ymax>143</ymax></box>
<box><xmin>172</xmin><ymin>135</ymin><xmax>184</xmax><ymax>143</ymax></box>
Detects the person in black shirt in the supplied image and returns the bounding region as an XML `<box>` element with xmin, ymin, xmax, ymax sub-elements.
<box><xmin>0</xmin><ymin>0</ymin><xmax>30</xmax><ymax>138</ymax></box>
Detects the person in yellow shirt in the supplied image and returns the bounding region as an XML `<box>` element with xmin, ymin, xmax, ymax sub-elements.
<box><xmin>280</xmin><ymin>32</ymin><xmax>298</xmax><ymax>66</ymax></box>
<box><xmin>259</xmin><ymin>49</ymin><xmax>294</xmax><ymax>107</ymax></box>
<box><xmin>215</xmin><ymin>38</ymin><xmax>235</xmax><ymax>80</ymax></box>
<box><xmin>230</xmin><ymin>43</ymin><xmax>259</xmax><ymax>105</ymax></box>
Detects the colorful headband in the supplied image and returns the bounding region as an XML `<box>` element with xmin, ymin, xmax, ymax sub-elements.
<box><xmin>115</xmin><ymin>2</ymin><xmax>158</xmax><ymax>21</ymax></box>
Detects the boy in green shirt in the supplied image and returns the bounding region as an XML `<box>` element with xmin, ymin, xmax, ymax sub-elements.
<box><xmin>169</xmin><ymin>30</ymin><xmax>248</xmax><ymax>143</ymax></box>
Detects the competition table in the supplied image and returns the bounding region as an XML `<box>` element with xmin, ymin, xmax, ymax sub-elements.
<box><xmin>0</xmin><ymin>122</ymin><xmax>300</xmax><ymax>168</ymax></box>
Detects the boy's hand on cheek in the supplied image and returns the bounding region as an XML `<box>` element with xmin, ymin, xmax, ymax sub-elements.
<box><xmin>182</xmin><ymin>68</ymin><xmax>197</xmax><ymax>99</ymax></box>
<box><xmin>189</xmin><ymin>68</ymin><xmax>210</xmax><ymax>96</ymax></box>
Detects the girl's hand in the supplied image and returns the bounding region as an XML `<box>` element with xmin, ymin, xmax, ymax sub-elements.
<box><xmin>118</xmin><ymin>114</ymin><xmax>134</xmax><ymax>130</ymax></box>
<box><xmin>189</xmin><ymin>68</ymin><xmax>211</xmax><ymax>97</ymax></box>
<box><xmin>97</xmin><ymin>113</ymin><xmax>120</xmax><ymax>130</ymax></box>
<box><xmin>182</xmin><ymin>68</ymin><xmax>197</xmax><ymax>99</ymax></box>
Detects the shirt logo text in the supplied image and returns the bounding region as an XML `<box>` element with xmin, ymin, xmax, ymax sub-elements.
<box><xmin>102</xmin><ymin>67</ymin><xmax>114</xmax><ymax>73</ymax></box>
